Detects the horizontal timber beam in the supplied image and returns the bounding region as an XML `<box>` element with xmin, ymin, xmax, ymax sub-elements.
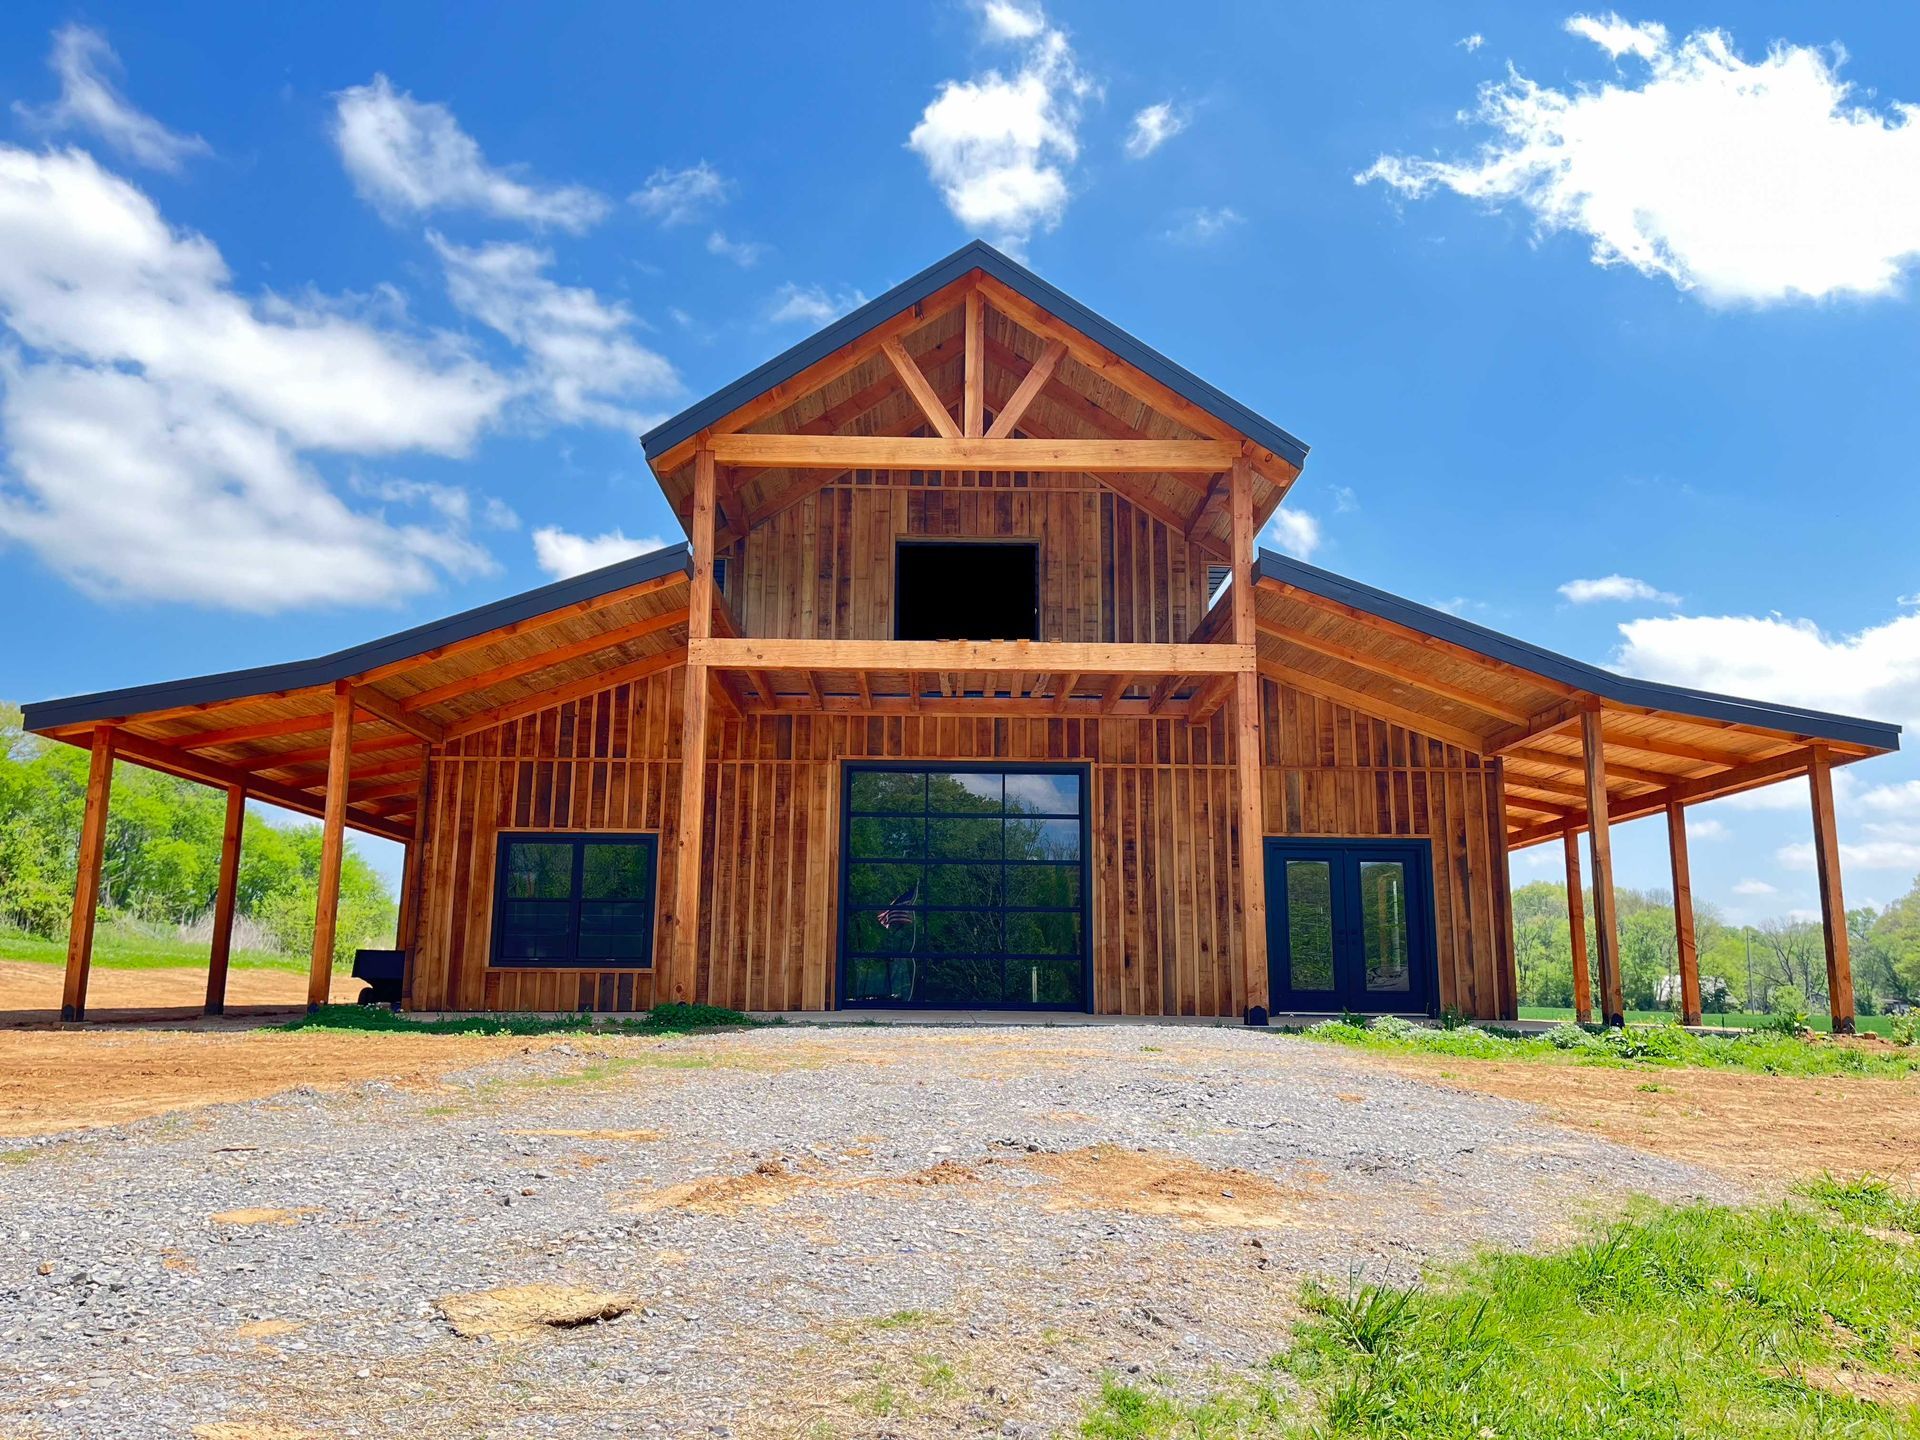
<box><xmin>690</xmin><ymin>638</ymin><xmax>1254</xmax><ymax>674</ymax></box>
<box><xmin>705</xmin><ymin>434</ymin><xmax>1242</xmax><ymax>473</ymax></box>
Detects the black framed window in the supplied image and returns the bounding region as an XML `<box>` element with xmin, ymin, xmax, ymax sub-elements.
<box><xmin>839</xmin><ymin>765</ymin><xmax>1089</xmax><ymax>1010</ymax></box>
<box><xmin>493</xmin><ymin>832</ymin><xmax>658</xmax><ymax>968</ymax></box>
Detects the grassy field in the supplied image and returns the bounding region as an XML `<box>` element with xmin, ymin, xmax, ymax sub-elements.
<box><xmin>0</xmin><ymin>922</ymin><xmax>302</xmax><ymax>972</ymax></box>
<box><xmin>1085</xmin><ymin>1177</ymin><xmax>1920</xmax><ymax>1437</ymax></box>
<box><xmin>283</xmin><ymin>1001</ymin><xmax>761</xmax><ymax>1037</ymax></box>
<box><xmin>1299</xmin><ymin>1015</ymin><xmax>1920</xmax><ymax>1078</ymax></box>
<box><xmin>1519</xmin><ymin>1004</ymin><xmax>1899</xmax><ymax>1038</ymax></box>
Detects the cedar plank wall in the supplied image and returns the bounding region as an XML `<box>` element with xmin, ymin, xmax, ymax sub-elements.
<box><xmin>408</xmin><ymin>673</ymin><xmax>1516</xmax><ymax>1020</ymax></box>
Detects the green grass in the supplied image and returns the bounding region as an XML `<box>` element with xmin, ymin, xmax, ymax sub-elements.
<box><xmin>281</xmin><ymin>1000</ymin><xmax>760</xmax><ymax>1038</ymax></box>
<box><xmin>1297</xmin><ymin>1015</ymin><xmax>1920</xmax><ymax>1079</ymax></box>
<box><xmin>0</xmin><ymin>922</ymin><xmax>302</xmax><ymax>972</ymax></box>
<box><xmin>1084</xmin><ymin>1178</ymin><xmax>1920</xmax><ymax>1438</ymax></box>
<box><xmin>1519</xmin><ymin>1004</ymin><xmax>1899</xmax><ymax>1038</ymax></box>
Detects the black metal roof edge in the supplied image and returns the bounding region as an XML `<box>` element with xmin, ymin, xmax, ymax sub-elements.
<box><xmin>22</xmin><ymin>543</ymin><xmax>694</xmax><ymax>733</ymax></box>
<box><xmin>1252</xmin><ymin>549</ymin><xmax>1903</xmax><ymax>753</ymax></box>
<box><xmin>640</xmin><ymin>239</ymin><xmax>1311</xmax><ymax>473</ymax></box>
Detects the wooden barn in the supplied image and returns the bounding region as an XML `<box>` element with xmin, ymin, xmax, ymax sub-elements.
<box><xmin>25</xmin><ymin>242</ymin><xmax>1901</xmax><ymax>1030</ymax></box>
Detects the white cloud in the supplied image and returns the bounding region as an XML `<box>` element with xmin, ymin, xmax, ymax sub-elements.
<box><xmin>706</xmin><ymin>230</ymin><xmax>767</xmax><ymax>267</ymax></box>
<box><xmin>1166</xmin><ymin>206</ymin><xmax>1244</xmax><ymax>244</ymax></box>
<box><xmin>1689</xmin><ymin>816</ymin><xmax>1728</xmax><ymax>840</ymax></box>
<box><xmin>1779</xmin><ymin>837</ymin><xmax>1920</xmax><ymax>873</ymax></box>
<box><xmin>1359</xmin><ymin>17</ymin><xmax>1920</xmax><ymax>303</ymax></box>
<box><xmin>768</xmin><ymin>282</ymin><xmax>868</xmax><ymax>327</ymax></box>
<box><xmin>1124</xmin><ymin>101</ymin><xmax>1188</xmax><ymax>159</ymax></box>
<box><xmin>532</xmin><ymin>526</ymin><xmax>671</xmax><ymax>579</ymax></box>
<box><xmin>1858</xmin><ymin>779</ymin><xmax>1920</xmax><ymax>815</ymax></box>
<box><xmin>908</xmin><ymin>3</ymin><xmax>1096</xmax><ymax>251</ymax></box>
<box><xmin>431</xmin><ymin>234</ymin><xmax>680</xmax><ymax>432</ymax></box>
<box><xmin>1458</xmin><ymin>34</ymin><xmax>1486</xmax><ymax>53</ymax></box>
<box><xmin>0</xmin><ymin>146</ymin><xmax>515</xmax><ymax>610</ymax></box>
<box><xmin>333</xmin><ymin>75</ymin><xmax>607</xmax><ymax>231</ymax></box>
<box><xmin>630</xmin><ymin>163</ymin><xmax>729</xmax><ymax>226</ymax></box>
<box><xmin>1559</xmin><ymin>573</ymin><xmax>1679</xmax><ymax>605</ymax></box>
<box><xmin>1732</xmin><ymin>877</ymin><xmax>1777</xmax><ymax>895</ymax></box>
<box><xmin>14</xmin><ymin>24</ymin><xmax>210</xmax><ymax>173</ymax></box>
<box><xmin>1263</xmin><ymin>507</ymin><xmax>1321</xmax><ymax>559</ymax></box>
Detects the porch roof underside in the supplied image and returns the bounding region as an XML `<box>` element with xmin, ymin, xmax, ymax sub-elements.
<box><xmin>1250</xmin><ymin>551</ymin><xmax>1901</xmax><ymax>846</ymax></box>
<box><xmin>639</xmin><ymin>241</ymin><xmax>1309</xmax><ymax>557</ymax></box>
<box><xmin>20</xmin><ymin>546</ymin><xmax>700</xmax><ymax>842</ymax></box>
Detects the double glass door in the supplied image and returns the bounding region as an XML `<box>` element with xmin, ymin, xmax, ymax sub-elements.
<box><xmin>1265</xmin><ymin>839</ymin><xmax>1435</xmax><ymax>1014</ymax></box>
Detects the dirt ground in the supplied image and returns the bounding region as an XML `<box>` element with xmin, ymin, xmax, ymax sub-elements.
<box><xmin>0</xmin><ymin>958</ymin><xmax>362</xmax><ymax>1026</ymax></box>
<box><xmin>1374</xmin><ymin>1053</ymin><xmax>1920</xmax><ymax>1189</ymax></box>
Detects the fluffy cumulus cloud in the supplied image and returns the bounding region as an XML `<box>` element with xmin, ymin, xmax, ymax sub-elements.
<box><xmin>908</xmin><ymin>1</ymin><xmax>1097</xmax><ymax>251</ymax></box>
<box><xmin>1359</xmin><ymin>14</ymin><xmax>1920</xmax><ymax>303</ymax></box>
<box><xmin>1732</xmin><ymin>877</ymin><xmax>1777</xmax><ymax>896</ymax></box>
<box><xmin>532</xmin><ymin>526</ymin><xmax>670</xmax><ymax>580</ymax></box>
<box><xmin>1558</xmin><ymin>573</ymin><xmax>1679</xmax><ymax>605</ymax></box>
<box><xmin>333</xmin><ymin>75</ymin><xmax>608</xmax><ymax>231</ymax></box>
<box><xmin>431</xmin><ymin>234</ymin><xmax>680</xmax><ymax>431</ymax></box>
<box><xmin>768</xmin><ymin>282</ymin><xmax>868</xmax><ymax>327</ymax></box>
<box><xmin>1263</xmin><ymin>507</ymin><xmax>1321</xmax><ymax>560</ymax></box>
<box><xmin>630</xmin><ymin>163</ymin><xmax>729</xmax><ymax>226</ymax></box>
<box><xmin>1124</xmin><ymin>101</ymin><xmax>1188</xmax><ymax>159</ymax></box>
<box><xmin>13</xmin><ymin>24</ymin><xmax>209</xmax><ymax>173</ymax></box>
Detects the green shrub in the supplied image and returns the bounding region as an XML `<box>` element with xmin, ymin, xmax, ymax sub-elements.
<box><xmin>1765</xmin><ymin>985</ymin><xmax>1811</xmax><ymax>1035</ymax></box>
<box><xmin>1889</xmin><ymin>1010</ymin><xmax>1919</xmax><ymax>1048</ymax></box>
<box><xmin>1366</xmin><ymin>1014</ymin><xmax>1421</xmax><ymax>1040</ymax></box>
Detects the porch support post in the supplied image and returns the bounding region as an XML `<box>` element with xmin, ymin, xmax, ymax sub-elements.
<box><xmin>203</xmin><ymin>786</ymin><xmax>245</xmax><ymax>1016</ymax></box>
<box><xmin>1666</xmin><ymin>797</ymin><xmax>1701</xmax><ymax>1025</ymax></box>
<box><xmin>1562</xmin><ymin>826</ymin><xmax>1592</xmax><ymax>1024</ymax></box>
<box><xmin>308</xmin><ymin>681</ymin><xmax>354</xmax><ymax>1012</ymax></box>
<box><xmin>60</xmin><ymin>725</ymin><xmax>117</xmax><ymax>1022</ymax></box>
<box><xmin>1580</xmin><ymin>705</ymin><xmax>1625</xmax><ymax>1027</ymax></box>
<box><xmin>1808</xmin><ymin>747</ymin><xmax>1856</xmax><ymax>1034</ymax></box>
<box><xmin>669</xmin><ymin>441</ymin><xmax>717</xmax><ymax>1004</ymax></box>
<box><xmin>394</xmin><ymin>840</ymin><xmax>419</xmax><ymax>955</ymax></box>
<box><xmin>1229</xmin><ymin>455</ymin><xmax>1269</xmax><ymax>1021</ymax></box>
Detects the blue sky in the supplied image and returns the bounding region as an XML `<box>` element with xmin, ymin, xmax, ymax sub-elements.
<box><xmin>3</xmin><ymin>1</ymin><xmax>1920</xmax><ymax>918</ymax></box>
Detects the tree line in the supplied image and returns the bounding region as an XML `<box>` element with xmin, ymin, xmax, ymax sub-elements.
<box><xmin>0</xmin><ymin>703</ymin><xmax>395</xmax><ymax>963</ymax></box>
<box><xmin>1512</xmin><ymin>876</ymin><xmax>1920</xmax><ymax>1015</ymax></box>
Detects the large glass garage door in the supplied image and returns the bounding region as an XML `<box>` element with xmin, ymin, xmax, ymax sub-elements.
<box><xmin>838</xmin><ymin>765</ymin><xmax>1090</xmax><ymax>1010</ymax></box>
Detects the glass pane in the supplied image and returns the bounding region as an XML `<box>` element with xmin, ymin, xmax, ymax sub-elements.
<box><xmin>1358</xmin><ymin>860</ymin><xmax>1412</xmax><ymax>995</ymax></box>
<box><xmin>850</xmin><ymin>771</ymin><xmax>925</xmax><ymax>814</ymax></box>
<box><xmin>847</xmin><ymin>908</ymin><xmax>922</xmax><ymax>954</ymax></box>
<box><xmin>500</xmin><ymin>900</ymin><xmax>571</xmax><ymax>959</ymax></box>
<box><xmin>918</xmin><ymin>957</ymin><xmax>1007</xmax><ymax>1006</ymax></box>
<box><xmin>506</xmin><ymin>843</ymin><xmax>573</xmax><ymax>899</ymax></box>
<box><xmin>928</xmin><ymin>817</ymin><xmax>1002</xmax><ymax>860</ymax></box>
<box><xmin>1010</xmin><ymin>958</ymin><xmax>1082</xmax><ymax>1007</ymax></box>
<box><xmin>1006</xmin><ymin>911</ymin><xmax>1080</xmax><ymax>956</ymax></box>
<box><xmin>846</xmin><ymin>955</ymin><xmax>911</xmax><ymax>1002</ymax></box>
<box><xmin>926</xmin><ymin>909</ymin><xmax>1001</xmax><ymax>954</ymax></box>
<box><xmin>925</xmin><ymin>864</ymin><xmax>1000</xmax><ymax>908</ymax></box>
<box><xmin>1006</xmin><ymin>818</ymin><xmax>1079</xmax><ymax>861</ymax></box>
<box><xmin>850</xmin><ymin>816</ymin><xmax>924</xmax><ymax>859</ymax></box>
<box><xmin>582</xmin><ymin>844</ymin><xmax>650</xmax><ymax>899</ymax></box>
<box><xmin>848</xmin><ymin>862</ymin><xmax>923</xmax><ymax>906</ymax></box>
<box><xmin>925</xmin><ymin>772</ymin><xmax>1002</xmax><ymax>813</ymax></box>
<box><xmin>1004</xmin><ymin>772</ymin><xmax>1081</xmax><ymax>816</ymax></box>
<box><xmin>577</xmin><ymin>898</ymin><xmax>652</xmax><ymax>962</ymax></box>
<box><xmin>1004</xmin><ymin>864</ymin><xmax>1080</xmax><ymax>908</ymax></box>
<box><xmin>1284</xmin><ymin>860</ymin><xmax>1336</xmax><ymax>993</ymax></box>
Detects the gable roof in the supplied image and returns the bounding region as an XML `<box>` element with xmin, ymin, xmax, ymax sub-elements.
<box><xmin>1252</xmin><ymin>549</ymin><xmax>1901</xmax><ymax>753</ymax></box>
<box><xmin>640</xmin><ymin>240</ymin><xmax>1310</xmax><ymax>472</ymax></box>
<box><xmin>23</xmin><ymin>544</ymin><xmax>693</xmax><ymax>733</ymax></box>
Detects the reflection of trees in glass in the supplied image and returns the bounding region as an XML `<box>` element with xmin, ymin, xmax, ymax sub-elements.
<box><xmin>508</xmin><ymin>843</ymin><xmax>572</xmax><ymax>898</ymax></box>
<box><xmin>1359</xmin><ymin>861</ymin><xmax>1409</xmax><ymax>991</ymax></box>
<box><xmin>583</xmin><ymin>844</ymin><xmax>648</xmax><ymax>898</ymax></box>
<box><xmin>1286</xmin><ymin>861</ymin><xmax>1334</xmax><ymax>990</ymax></box>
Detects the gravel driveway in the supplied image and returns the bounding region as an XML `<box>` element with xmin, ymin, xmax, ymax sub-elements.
<box><xmin>0</xmin><ymin>1023</ymin><xmax>1734</xmax><ymax>1438</ymax></box>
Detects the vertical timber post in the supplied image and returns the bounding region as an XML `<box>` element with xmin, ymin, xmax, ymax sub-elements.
<box><xmin>1580</xmin><ymin>705</ymin><xmax>1625</xmax><ymax>1027</ymax></box>
<box><xmin>1666</xmin><ymin>797</ymin><xmax>1701</xmax><ymax>1025</ymax></box>
<box><xmin>1229</xmin><ymin>456</ymin><xmax>1269</xmax><ymax>1023</ymax></box>
<box><xmin>670</xmin><ymin>440</ymin><xmax>717</xmax><ymax>1004</ymax></box>
<box><xmin>204</xmin><ymin>786</ymin><xmax>245</xmax><ymax>1016</ymax></box>
<box><xmin>1808</xmin><ymin>747</ymin><xmax>1856</xmax><ymax>1035</ymax></box>
<box><xmin>60</xmin><ymin>725</ymin><xmax>117</xmax><ymax>1022</ymax></box>
<box><xmin>1563</xmin><ymin>826</ymin><xmax>1592</xmax><ymax>1024</ymax></box>
<box><xmin>308</xmin><ymin>681</ymin><xmax>354</xmax><ymax>1012</ymax></box>
<box><xmin>962</xmin><ymin>288</ymin><xmax>984</xmax><ymax>438</ymax></box>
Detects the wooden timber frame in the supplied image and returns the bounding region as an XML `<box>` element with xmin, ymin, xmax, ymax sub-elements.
<box><xmin>24</xmin><ymin>240</ymin><xmax>1900</xmax><ymax>1028</ymax></box>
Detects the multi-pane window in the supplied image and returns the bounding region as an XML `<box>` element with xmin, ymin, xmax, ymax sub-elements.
<box><xmin>493</xmin><ymin>833</ymin><xmax>657</xmax><ymax>968</ymax></box>
<box><xmin>841</xmin><ymin>767</ymin><xmax>1087</xmax><ymax>1009</ymax></box>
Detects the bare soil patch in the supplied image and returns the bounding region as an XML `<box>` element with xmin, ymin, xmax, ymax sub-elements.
<box><xmin>0</xmin><ymin>957</ymin><xmax>361</xmax><ymax>1022</ymax></box>
<box><xmin>1377</xmin><ymin>1055</ymin><xmax>1920</xmax><ymax>1187</ymax></box>
<box><xmin>210</xmin><ymin>1206</ymin><xmax>319</xmax><ymax>1227</ymax></box>
<box><xmin>435</xmin><ymin>1284</ymin><xmax>635</xmax><ymax>1341</ymax></box>
<box><xmin>1014</xmin><ymin>1143</ymin><xmax>1309</xmax><ymax>1228</ymax></box>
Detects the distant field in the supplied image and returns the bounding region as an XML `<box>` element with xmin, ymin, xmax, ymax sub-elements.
<box><xmin>0</xmin><ymin>924</ymin><xmax>302</xmax><ymax>973</ymax></box>
<box><xmin>1517</xmin><ymin>1004</ymin><xmax>1897</xmax><ymax>1038</ymax></box>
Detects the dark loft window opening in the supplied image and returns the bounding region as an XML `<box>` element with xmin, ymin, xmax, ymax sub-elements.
<box><xmin>492</xmin><ymin>832</ymin><xmax>658</xmax><ymax>968</ymax></box>
<box><xmin>894</xmin><ymin>541</ymin><xmax>1039</xmax><ymax>641</ymax></box>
